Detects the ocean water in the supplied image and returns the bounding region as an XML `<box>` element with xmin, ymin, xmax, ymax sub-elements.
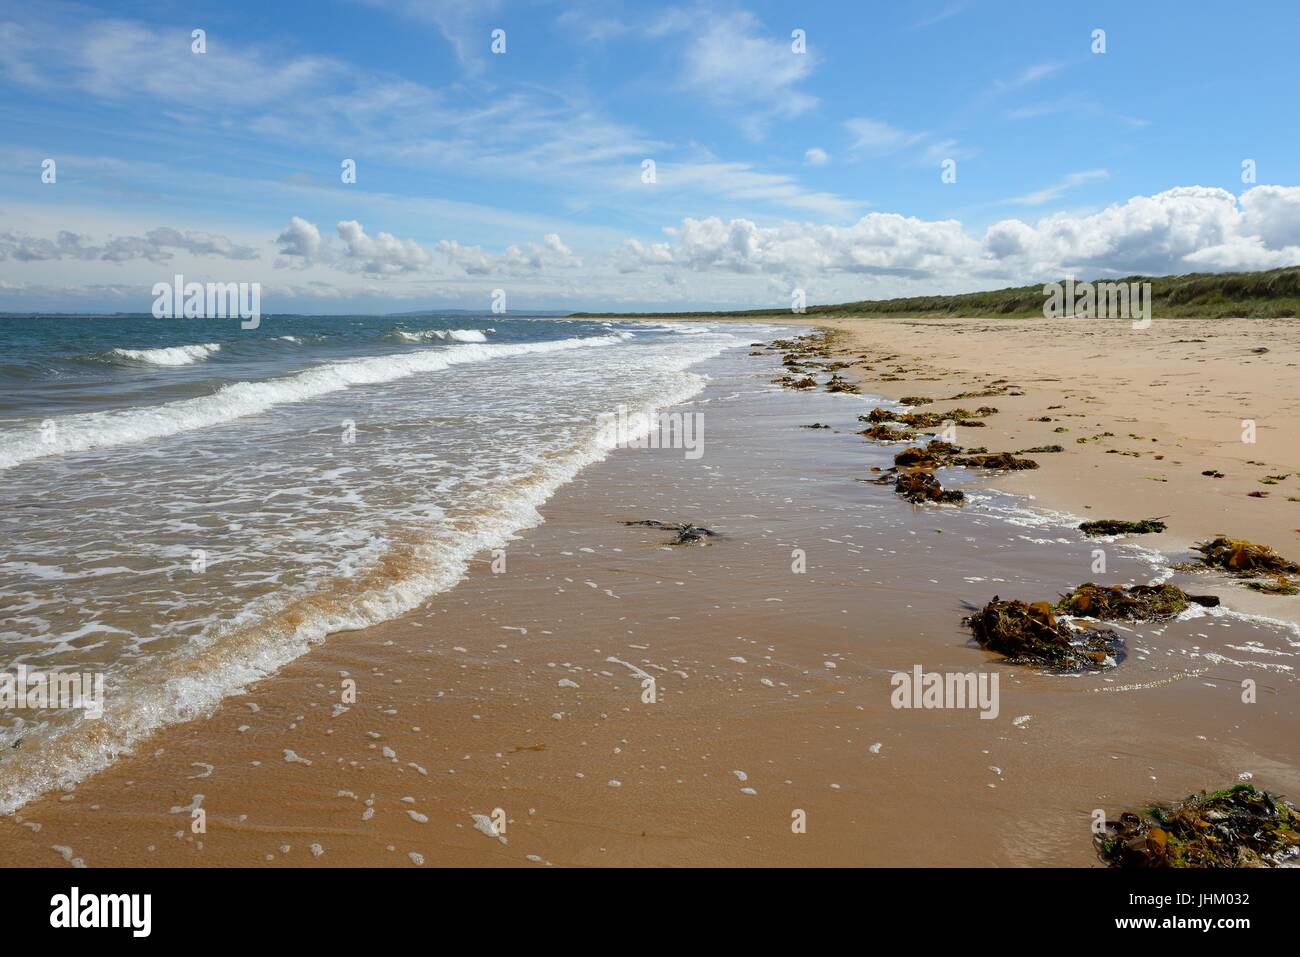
<box><xmin>0</xmin><ymin>313</ymin><xmax>765</xmax><ymax>811</ymax></box>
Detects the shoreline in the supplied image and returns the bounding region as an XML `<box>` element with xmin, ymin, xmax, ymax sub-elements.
<box><xmin>591</xmin><ymin>314</ymin><xmax>1300</xmax><ymax>627</ymax></box>
<box><xmin>1</xmin><ymin>324</ymin><xmax>1296</xmax><ymax>867</ymax></box>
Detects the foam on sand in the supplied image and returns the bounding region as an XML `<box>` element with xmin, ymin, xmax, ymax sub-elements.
<box><xmin>0</xmin><ymin>330</ymin><xmax>748</xmax><ymax>814</ymax></box>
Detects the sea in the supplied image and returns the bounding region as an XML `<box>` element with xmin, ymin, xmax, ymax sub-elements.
<box><xmin>0</xmin><ymin>312</ymin><xmax>768</xmax><ymax>812</ymax></box>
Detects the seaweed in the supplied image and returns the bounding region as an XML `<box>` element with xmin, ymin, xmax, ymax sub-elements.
<box><xmin>861</xmin><ymin>406</ymin><xmax>996</xmax><ymax>429</ymax></box>
<box><xmin>951</xmin><ymin>452</ymin><xmax>1039</xmax><ymax>470</ymax></box>
<box><xmin>1245</xmin><ymin>578</ymin><xmax>1300</xmax><ymax>596</ymax></box>
<box><xmin>860</xmin><ymin>423</ymin><xmax>914</xmax><ymax>442</ymax></box>
<box><xmin>1193</xmin><ymin>536</ymin><xmax>1300</xmax><ymax>575</ymax></box>
<box><xmin>1053</xmin><ymin>582</ymin><xmax>1218</xmax><ymax>621</ymax></box>
<box><xmin>1096</xmin><ymin>783</ymin><xmax>1300</xmax><ymax>868</ymax></box>
<box><xmin>1078</xmin><ymin>518</ymin><xmax>1167</xmax><ymax>536</ymax></box>
<box><xmin>964</xmin><ymin>597</ymin><xmax>1119</xmax><ymax>670</ymax></box>
<box><xmin>893</xmin><ymin>446</ymin><xmax>938</xmax><ymax>468</ymax></box>
<box><xmin>894</xmin><ymin>470</ymin><xmax>964</xmax><ymax>504</ymax></box>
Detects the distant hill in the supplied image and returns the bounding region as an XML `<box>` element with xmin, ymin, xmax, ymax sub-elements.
<box><xmin>570</xmin><ymin>266</ymin><xmax>1300</xmax><ymax>320</ymax></box>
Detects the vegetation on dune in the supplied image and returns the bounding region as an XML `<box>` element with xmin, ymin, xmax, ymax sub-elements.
<box><xmin>570</xmin><ymin>266</ymin><xmax>1300</xmax><ymax>320</ymax></box>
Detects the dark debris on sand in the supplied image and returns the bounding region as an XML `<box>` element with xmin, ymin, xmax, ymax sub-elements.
<box><xmin>1079</xmin><ymin>517</ymin><xmax>1167</xmax><ymax>536</ymax></box>
<box><xmin>963</xmin><ymin>597</ymin><xmax>1120</xmax><ymax>671</ymax></box>
<box><xmin>1096</xmin><ymin>784</ymin><xmax>1300</xmax><ymax>868</ymax></box>
<box><xmin>895</xmin><ymin>470</ymin><xmax>964</xmax><ymax>504</ymax></box>
<box><xmin>1054</xmin><ymin>582</ymin><xmax>1218</xmax><ymax>621</ymax></box>
<box><xmin>951</xmin><ymin>451</ymin><xmax>1039</xmax><ymax>471</ymax></box>
<box><xmin>1193</xmin><ymin>536</ymin><xmax>1300</xmax><ymax>575</ymax></box>
<box><xmin>621</xmin><ymin>520</ymin><xmax>716</xmax><ymax>546</ymax></box>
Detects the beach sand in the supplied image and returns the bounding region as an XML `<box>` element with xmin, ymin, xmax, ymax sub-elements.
<box><xmin>1</xmin><ymin>317</ymin><xmax>1297</xmax><ymax>867</ymax></box>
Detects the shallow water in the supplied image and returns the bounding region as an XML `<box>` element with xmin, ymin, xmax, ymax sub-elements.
<box><xmin>0</xmin><ymin>314</ymin><xmax>773</xmax><ymax>812</ymax></box>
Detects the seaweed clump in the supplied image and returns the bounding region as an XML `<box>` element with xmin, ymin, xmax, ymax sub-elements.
<box><xmin>861</xmin><ymin>406</ymin><xmax>996</xmax><ymax>429</ymax></box>
<box><xmin>1096</xmin><ymin>783</ymin><xmax>1300</xmax><ymax>868</ymax></box>
<box><xmin>895</xmin><ymin>470</ymin><xmax>963</xmax><ymax>505</ymax></box>
<box><xmin>860</xmin><ymin>422</ymin><xmax>914</xmax><ymax>442</ymax></box>
<box><xmin>1194</xmin><ymin>536</ymin><xmax>1300</xmax><ymax>575</ymax></box>
<box><xmin>1079</xmin><ymin>518</ymin><xmax>1167</xmax><ymax>536</ymax></box>
<box><xmin>951</xmin><ymin>452</ymin><xmax>1039</xmax><ymax>470</ymax></box>
<box><xmin>1245</xmin><ymin>579</ymin><xmax>1300</xmax><ymax>595</ymax></box>
<box><xmin>1053</xmin><ymin>582</ymin><xmax>1218</xmax><ymax>621</ymax></box>
<box><xmin>963</xmin><ymin>598</ymin><xmax>1119</xmax><ymax>671</ymax></box>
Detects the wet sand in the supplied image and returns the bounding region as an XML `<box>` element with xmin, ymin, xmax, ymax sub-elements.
<box><xmin>1</xmin><ymin>327</ymin><xmax>1297</xmax><ymax>867</ymax></box>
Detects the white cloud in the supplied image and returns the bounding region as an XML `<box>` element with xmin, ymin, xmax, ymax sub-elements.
<box><xmin>844</xmin><ymin>118</ymin><xmax>925</xmax><ymax>154</ymax></box>
<box><xmin>985</xmin><ymin>186</ymin><xmax>1300</xmax><ymax>276</ymax></box>
<box><xmin>336</xmin><ymin>220</ymin><xmax>434</xmax><ymax>276</ymax></box>
<box><xmin>1007</xmin><ymin>169</ymin><xmax>1110</xmax><ymax>206</ymax></box>
<box><xmin>990</xmin><ymin>62</ymin><xmax>1067</xmax><ymax>95</ymax></box>
<box><xmin>0</xmin><ymin>227</ymin><xmax>257</xmax><ymax>264</ymax></box>
<box><xmin>668</xmin><ymin>10</ymin><xmax>816</xmax><ymax>137</ymax></box>
<box><xmin>804</xmin><ymin>147</ymin><xmax>828</xmax><ymax>166</ymax></box>
<box><xmin>275</xmin><ymin>217</ymin><xmax>323</xmax><ymax>259</ymax></box>
<box><xmin>10</xmin><ymin>188</ymin><xmax>1300</xmax><ymax>312</ymax></box>
<box><xmin>843</xmin><ymin>118</ymin><xmax>969</xmax><ymax>165</ymax></box>
<box><xmin>355</xmin><ymin>0</ymin><xmax>501</xmax><ymax>72</ymax></box>
<box><xmin>622</xmin><ymin>186</ymin><xmax>1300</xmax><ymax>287</ymax></box>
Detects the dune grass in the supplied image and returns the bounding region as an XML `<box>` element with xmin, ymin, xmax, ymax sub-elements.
<box><xmin>571</xmin><ymin>266</ymin><xmax>1300</xmax><ymax>320</ymax></box>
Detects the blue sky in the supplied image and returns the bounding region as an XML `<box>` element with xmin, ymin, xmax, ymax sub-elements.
<box><xmin>2</xmin><ymin>0</ymin><xmax>1299</xmax><ymax>312</ymax></box>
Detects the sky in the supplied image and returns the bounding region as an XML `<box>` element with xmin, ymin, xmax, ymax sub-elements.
<box><xmin>2</xmin><ymin>0</ymin><xmax>1299</xmax><ymax>314</ymax></box>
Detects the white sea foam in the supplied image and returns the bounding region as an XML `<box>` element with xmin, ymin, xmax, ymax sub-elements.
<box><xmin>111</xmin><ymin>343</ymin><xmax>221</xmax><ymax>366</ymax></box>
<box><xmin>0</xmin><ymin>334</ymin><xmax>624</xmax><ymax>471</ymax></box>
<box><xmin>394</xmin><ymin>328</ymin><xmax>492</xmax><ymax>343</ymax></box>
<box><xmin>0</xmin><ymin>327</ymin><xmax>745</xmax><ymax>814</ymax></box>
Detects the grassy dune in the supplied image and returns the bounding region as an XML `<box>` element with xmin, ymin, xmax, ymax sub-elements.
<box><xmin>572</xmin><ymin>266</ymin><xmax>1300</xmax><ymax>320</ymax></box>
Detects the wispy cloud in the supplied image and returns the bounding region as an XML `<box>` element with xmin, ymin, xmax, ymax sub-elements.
<box><xmin>844</xmin><ymin>118</ymin><xmax>971</xmax><ymax>165</ymax></box>
<box><xmin>662</xmin><ymin>9</ymin><xmax>817</xmax><ymax>139</ymax></box>
<box><xmin>990</xmin><ymin>61</ymin><xmax>1067</xmax><ymax>95</ymax></box>
<box><xmin>1006</xmin><ymin>169</ymin><xmax>1109</xmax><ymax>206</ymax></box>
<box><xmin>911</xmin><ymin>2</ymin><xmax>969</xmax><ymax>30</ymax></box>
<box><xmin>355</xmin><ymin>0</ymin><xmax>502</xmax><ymax>73</ymax></box>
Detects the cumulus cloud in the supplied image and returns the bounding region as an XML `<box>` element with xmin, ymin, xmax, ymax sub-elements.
<box><xmin>275</xmin><ymin>217</ymin><xmax>324</xmax><ymax>259</ymax></box>
<box><xmin>502</xmin><ymin>233</ymin><xmax>583</xmax><ymax>270</ymax></box>
<box><xmin>983</xmin><ymin>186</ymin><xmax>1300</xmax><ymax>276</ymax></box>
<box><xmin>621</xmin><ymin>186</ymin><xmax>1300</xmax><ymax>285</ymax></box>
<box><xmin>0</xmin><ymin>227</ymin><xmax>257</xmax><ymax>263</ymax></box>
<box><xmin>273</xmin><ymin>218</ymin><xmax>585</xmax><ymax>279</ymax></box>
<box><xmin>335</xmin><ymin>220</ymin><xmax>434</xmax><ymax>275</ymax></box>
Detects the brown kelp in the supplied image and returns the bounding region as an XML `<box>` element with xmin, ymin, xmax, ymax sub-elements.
<box><xmin>1095</xmin><ymin>784</ymin><xmax>1300</xmax><ymax>868</ymax></box>
<box><xmin>1079</xmin><ymin>518</ymin><xmax>1167</xmax><ymax>536</ymax></box>
<box><xmin>1053</xmin><ymin>582</ymin><xmax>1218</xmax><ymax>621</ymax></box>
<box><xmin>964</xmin><ymin>598</ymin><xmax>1119</xmax><ymax>670</ymax></box>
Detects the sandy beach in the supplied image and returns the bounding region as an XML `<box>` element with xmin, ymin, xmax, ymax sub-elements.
<box><xmin>2</xmin><ymin>316</ymin><xmax>1297</xmax><ymax>868</ymax></box>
